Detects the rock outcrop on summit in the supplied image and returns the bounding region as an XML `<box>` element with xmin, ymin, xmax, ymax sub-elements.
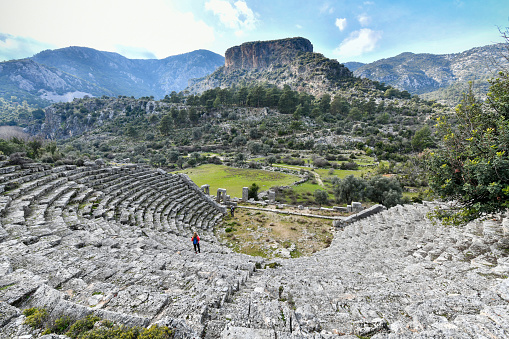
<box><xmin>187</xmin><ymin>37</ymin><xmax>352</xmax><ymax>96</ymax></box>
<box><xmin>224</xmin><ymin>37</ymin><xmax>314</xmax><ymax>72</ymax></box>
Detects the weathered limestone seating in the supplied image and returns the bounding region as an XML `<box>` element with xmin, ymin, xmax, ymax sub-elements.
<box><xmin>333</xmin><ymin>204</ymin><xmax>386</xmax><ymax>228</ymax></box>
<box><xmin>0</xmin><ymin>160</ymin><xmax>508</xmax><ymax>338</ymax></box>
<box><xmin>0</xmin><ymin>162</ymin><xmax>265</xmax><ymax>338</ymax></box>
<box><xmin>202</xmin><ymin>202</ymin><xmax>509</xmax><ymax>338</ymax></box>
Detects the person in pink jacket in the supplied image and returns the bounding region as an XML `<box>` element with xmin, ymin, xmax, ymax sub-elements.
<box><xmin>192</xmin><ymin>232</ymin><xmax>200</xmax><ymax>253</ymax></box>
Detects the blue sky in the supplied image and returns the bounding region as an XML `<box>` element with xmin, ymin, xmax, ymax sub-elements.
<box><xmin>0</xmin><ymin>0</ymin><xmax>508</xmax><ymax>63</ymax></box>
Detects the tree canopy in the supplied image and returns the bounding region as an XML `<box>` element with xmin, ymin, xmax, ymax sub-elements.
<box><xmin>425</xmin><ymin>55</ymin><xmax>509</xmax><ymax>224</ymax></box>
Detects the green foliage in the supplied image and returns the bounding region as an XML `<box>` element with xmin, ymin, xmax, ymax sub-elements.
<box><xmin>365</xmin><ymin>176</ymin><xmax>403</xmax><ymax>208</ymax></box>
<box><xmin>0</xmin><ymin>97</ymin><xmax>45</xmax><ymax>126</ymax></box>
<box><xmin>425</xmin><ymin>76</ymin><xmax>509</xmax><ymax>224</ymax></box>
<box><xmin>66</xmin><ymin>314</ymin><xmax>102</xmax><ymax>338</ymax></box>
<box><xmin>67</xmin><ymin>321</ymin><xmax>173</xmax><ymax>339</ymax></box>
<box><xmin>411</xmin><ymin>125</ymin><xmax>435</xmax><ymax>151</ymax></box>
<box><xmin>22</xmin><ymin>309</ymin><xmax>174</xmax><ymax>339</ymax></box>
<box><xmin>332</xmin><ymin>174</ymin><xmax>403</xmax><ymax>207</ymax></box>
<box><xmin>44</xmin><ymin>315</ymin><xmax>72</xmax><ymax>334</ymax></box>
<box><xmin>138</xmin><ymin>325</ymin><xmax>174</xmax><ymax>339</ymax></box>
<box><xmin>264</xmin><ymin>262</ymin><xmax>281</xmax><ymax>269</ymax></box>
<box><xmin>23</xmin><ymin>307</ymin><xmax>48</xmax><ymax>329</ymax></box>
<box><xmin>248</xmin><ymin>183</ymin><xmax>260</xmax><ymax>200</ymax></box>
<box><xmin>314</xmin><ymin>189</ymin><xmax>328</xmax><ymax>206</ymax></box>
<box><xmin>333</xmin><ymin>175</ymin><xmax>366</xmax><ymax>204</ymax></box>
<box><xmin>319</xmin><ymin>93</ymin><xmax>331</xmax><ymax>113</ymax></box>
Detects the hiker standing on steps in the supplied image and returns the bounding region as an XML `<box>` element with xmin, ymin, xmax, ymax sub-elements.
<box><xmin>230</xmin><ymin>206</ymin><xmax>235</xmax><ymax>217</ymax></box>
<box><xmin>192</xmin><ymin>232</ymin><xmax>200</xmax><ymax>254</ymax></box>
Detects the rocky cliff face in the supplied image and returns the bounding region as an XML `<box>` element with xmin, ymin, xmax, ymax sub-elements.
<box><xmin>188</xmin><ymin>38</ymin><xmax>352</xmax><ymax>96</ymax></box>
<box><xmin>224</xmin><ymin>37</ymin><xmax>313</xmax><ymax>72</ymax></box>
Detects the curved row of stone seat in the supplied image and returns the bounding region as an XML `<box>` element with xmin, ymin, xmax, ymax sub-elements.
<box><xmin>0</xmin><ymin>220</ymin><xmax>259</xmax><ymax>337</ymax></box>
<box><xmin>203</xmin><ymin>203</ymin><xmax>509</xmax><ymax>338</ymax></box>
<box><xmin>5</xmin><ymin>160</ymin><xmax>507</xmax><ymax>337</ymax></box>
<box><xmin>0</xmin><ymin>162</ymin><xmax>263</xmax><ymax>337</ymax></box>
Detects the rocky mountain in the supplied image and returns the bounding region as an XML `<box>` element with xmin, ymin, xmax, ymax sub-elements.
<box><xmin>224</xmin><ymin>37</ymin><xmax>313</xmax><ymax>71</ymax></box>
<box><xmin>188</xmin><ymin>37</ymin><xmax>352</xmax><ymax>96</ymax></box>
<box><xmin>352</xmin><ymin>43</ymin><xmax>508</xmax><ymax>104</ymax></box>
<box><xmin>0</xmin><ymin>47</ymin><xmax>224</xmax><ymax>106</ymax></box>
<box><xmin>0</xmin><ymin>58</ymin><xmax>110</xmax><ymax>106</ymax></box>
<box><xmin>343</xmin><ymin>62</ymin><xmax>365</xmax><ymax>72</ymax></box>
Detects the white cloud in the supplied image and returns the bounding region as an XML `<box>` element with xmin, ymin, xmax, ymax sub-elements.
<box><xmin>335</xmin><ymin>18</ymin><xmax>347</xmax><ymax>31</ymax></box>
<box><xmin>296</xmin><ymin>24</ymin><xmax>303</xmax><ymax>29</ymax></box>
<box><xmin>363</xmin><ymin>1</ymin><xmax>374</xmax><ymax>5</ymax></box>
<box><xmin>334</xmin><ymin>28</ymin><xmax>382</xmax><ymax>58</ymax></box>
<box><xmin>0</xmin><ymin>33</ymin><xmax>53</xmax><ymax>61</ymax></box>
<box><xmin>358</xmin><ymin>14</ymin><xmax>371</xmax><ymax>26</ymax></box>
<box><xmin>205</xmin><ymin>0</ymin><xmax>257</xmax><ymax>34</ymax></box>
<box><xmin>0</xmin><ymin>0</ymin><xmax>215</xmax><ymax>59</ymax></box>
<box><xmin>320</xmin><ymin>3</ymin><xmax>334</xmax><ymax>14</ymax></box>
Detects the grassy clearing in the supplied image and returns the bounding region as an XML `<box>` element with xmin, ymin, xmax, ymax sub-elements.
<box><xmin>314</xmin><ymin>168</ymin><xmax>367</xmax><ymax>179</ymax></box>
<box><xmin>175</xmin><ymin>164</ymin><xmax>300</xmax><ymax>198</ymax></box>
<box><xmin>273</xmin><ymin>164</ymin><xmax>309</xmax><ymax>171</ymax></box>
<box><xmin>217</xmin><ymin>208</ymin><xmax>333</xmax><ymax>258</ymax></box>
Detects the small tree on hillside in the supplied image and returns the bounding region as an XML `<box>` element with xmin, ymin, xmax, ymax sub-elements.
<box><xmin>314</xmin><ymin>189</ymin><xmax>328</xmax><ymax>206</ymax></box>
<box><xmin>333</xmin><ymin>175</ymin><xmax>366</xmax><ymax>204</ymax></box>
<box><xmin>424</xmin><ymin>29</ymin><xmax>509</xmax><ymax>224</ymax></box>
<box><xmin>248</xmin><ymin>183</ymin><xmax>260</xmax><ymax>201</ymax></box>
<box><xmin>364</xmin><ymin>175</ymin><xmax>403</xmax><ymax>208</ymax></box>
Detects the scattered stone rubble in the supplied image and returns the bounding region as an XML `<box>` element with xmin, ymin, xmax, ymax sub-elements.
<box><xmin>0</xmin><ymin>162</ymin><xmax>507</xmax><ymax>338</ymax></box>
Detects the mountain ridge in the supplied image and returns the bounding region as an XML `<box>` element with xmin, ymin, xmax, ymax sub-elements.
<box><xmin>0</xmin><ymin>47</ymin><xmax>225</xmax><ymax>105</ymax></box>
<box><xmin>351</xmin><ymin>43</ymin><xmax>508</xmax><ymax>104</ymax></box>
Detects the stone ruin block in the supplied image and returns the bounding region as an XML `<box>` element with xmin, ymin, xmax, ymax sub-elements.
<box><xmin>201</xmin><ymin>184</ymin><xmax>210</xmax><ymax>195</ymax></box>
<box><xmin>298</xmin><ymin>205</ymin><xmax>304</xmax><ymax>210</ymax></box>
<box><xmin>352</xmin><ymin>202</ymin><xmax>363</xmax><ymax>212</ymax></box>
<box><xmin>333</xmin><ymin>206</ymin><xmax>348</xmax><ymax>213</ymax></box>
<box><xmin>333</xmin><ymin>219</ymin><xmax>343</xmax><ymax>228</ymax></box>
<box><xmin>225</xmin><ymin>195</ymin><xmax>230</xmax><ymax>202</ymax></box>
<box><xmin>268</xmin><ymin>190</ymin><xmax>276</xmax><ymax>203</ymax></box>
<box><xmin>242</xmin><ymin>187</ymin><xmax>249</xmax><ymax>201</ymax></box>
<box><xmin>216</xmin><ymin>188</ymin><xmax>227</xmax><ymax>203</ymax></box>
<box><xmin>347</xmin><ymin>205</ymin><xmax>352</xmax><ymax>212</ymax></box>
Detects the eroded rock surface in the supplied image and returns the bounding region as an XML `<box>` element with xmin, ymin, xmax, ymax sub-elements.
<box><xmin>0</xmin><ymin>162</ymin><xmax>507</xmax><ymax>338</ymax></box>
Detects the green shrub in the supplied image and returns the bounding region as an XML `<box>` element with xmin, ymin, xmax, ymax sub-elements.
<box><xmin>23</xmin><ymin>307</ymin><xmax>48</xmax><ymax>329</ymax></box>
<box><xmin>74</xmin><ymin>324</ymin><xmax>173</xmax><ymax>339</ymax></box>
<box><xmin>66</xmin><ymin>314</ymin><xmax>101</xmax><ymax>338</ymax></box>
<box><xmin>48</xmin><ymin>315</ymin><xmax>72</xmax><ymax>334</ymax></box>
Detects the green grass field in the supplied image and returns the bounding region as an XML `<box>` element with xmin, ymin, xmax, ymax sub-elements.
<box><xmin>175</xmin><ymin>164</ymin><xmax>301</xmax><ymax>198</ymax></box>
<box><xmin>314</xmin><ymin>168</ymin><xmax>369</xmax><ymax>179</ymax></box>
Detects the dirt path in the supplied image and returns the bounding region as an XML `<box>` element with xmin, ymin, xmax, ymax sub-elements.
<box><xmin>236</xmin><ymin>205</ymin><xmax>342</xmax><ymax>220</ymax></box>
<box><xmin>274</xmin><ymin>164</ymin><xmax>325</xmax><ymax>187</ymax></box>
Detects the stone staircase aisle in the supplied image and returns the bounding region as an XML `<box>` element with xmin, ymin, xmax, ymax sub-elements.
<box><xmin>203</xmin><ymin>203</ymin><xmax>509</xmax><ymax>338</ymax></box>
<box><xmin>0</xmin><ymin>160</ymin><xmax>508</xmax><ymax>338</ymax></box>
